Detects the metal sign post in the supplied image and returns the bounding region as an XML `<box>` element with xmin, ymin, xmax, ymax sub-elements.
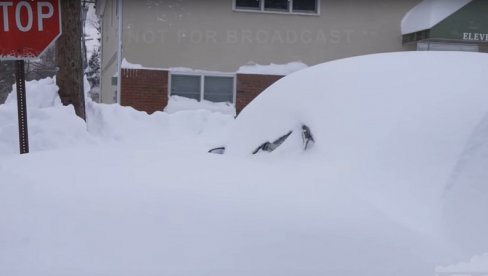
<box><xmin>15</xmin><ymin>60</ymin><xmax>29</xmax><ymax>154</ymax></box>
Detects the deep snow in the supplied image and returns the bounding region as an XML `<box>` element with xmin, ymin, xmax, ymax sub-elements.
<box><xmin>0</xmin><ymin>51</ymin><xmax>487</xmax><ymax>276</ymax></box>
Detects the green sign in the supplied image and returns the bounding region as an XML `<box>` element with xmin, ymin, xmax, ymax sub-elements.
<box><xmin>430</xmin><ymin>0</ymin><xmax>488</xmax><ymax>42</ymax></box>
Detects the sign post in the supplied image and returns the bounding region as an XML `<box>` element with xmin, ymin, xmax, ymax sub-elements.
<box><xmin>15</xmin><ymin>60</ymin><xmax>28</xmax><ymax>154</ymax></box>
<box><xmin>0</xmin><ymin>0</ymin><xmax>61</xmax><ymax>154</ymax></box>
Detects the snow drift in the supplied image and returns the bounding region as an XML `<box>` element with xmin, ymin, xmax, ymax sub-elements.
<box><xmin>0</xmin><ymin>77</ymin><xmax>93</xmax><ymax>155</ymax></box>
<box><xmin>1</xmin><ymin>51</ymin><xmax>487</xmax><ymax>276</ymax></box>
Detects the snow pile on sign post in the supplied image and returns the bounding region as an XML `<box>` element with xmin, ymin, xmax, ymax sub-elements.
<box><xmin>0</xmin><ymin>77</ymin><xmax>92</xmax><ymax>155</ymax></box>
<box><xmin>1</xmin><ymin>51</ymin><xmax>488</xmax><ymax>276</ymax></box>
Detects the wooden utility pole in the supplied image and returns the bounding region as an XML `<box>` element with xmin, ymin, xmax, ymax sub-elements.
<box><xmin>56</xmin><ymin>0</ymin><xmax>86</xmax><ymax>120</ymax></box>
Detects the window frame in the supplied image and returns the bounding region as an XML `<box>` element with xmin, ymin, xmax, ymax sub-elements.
<box><xmin>168</xmin><ymin>73</ymin><xmax>202</xmax><ymax>102</ymax></box>
<box><xmin>416</xmin><ymin>41</ymin><xmax>480</xmax><ymax>52</ymax></box>
<box><xmin>168</xmin><ymin>72</ymin><xmax>237</xmax><ymax>104</ymax></box>
<box><xmin>233</xmin><ymin>0</ymin><xmax>320</xmax><ymax>16</ymax></box>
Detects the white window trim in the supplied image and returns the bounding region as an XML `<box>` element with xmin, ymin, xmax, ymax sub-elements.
<box><xmin>168</xmin><ymin>72</ymin><xmax>237</xmax><ymax>104</ymax></box>
<box><xmin>416</xmin><ymin>41</ymin><xmax>479</xmax><ymax>52</ymax></box>
<box><xmin>233</xmin><ymin>0</ymin><xmax>320</xmax><ymax>16</ymax></box>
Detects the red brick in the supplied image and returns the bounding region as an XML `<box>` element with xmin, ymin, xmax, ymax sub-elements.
<box><xmin>121</xmin><ymin>70</ymin><xmax>284</xmax><ymax>115</ymax></box>
<box><xmin>236</xmin><ymin>74</ymin><xmax>283</xmax><ymax>114</ymax></box>
<box><xmin>121</xmin><ymin>69</ymin><xmax>168</xmax><ymax>114</ymax></box>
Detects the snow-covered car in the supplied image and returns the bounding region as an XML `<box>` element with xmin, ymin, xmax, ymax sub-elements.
<box><xmin>213</xmin><ymin>52</ymin><xmax>488</xmax><ymax>161</ymax></box>
<box><xmin>211</xmin><ymin>51</ymin><xmax>488</xmax><ymax>256</ymax></box>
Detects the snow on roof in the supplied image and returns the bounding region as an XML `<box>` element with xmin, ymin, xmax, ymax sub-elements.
<box><xmin>237</xmin><ymin>62</ymin><xmax>308</xmax><ymax>76</ymax></box>
<box><xmin>121</xmin><ymin>58</ymin><xmax>145</xmax><ymax>69</ymax></box>
<box><xmin>122</xmin><ymin>58</ymin><xmax>308</xmax><ymax>76</ymax></box>
<box><xmin>401</xmin><ymin>0</ymin><xmax>472</xmax><ymax>35</ymax></box>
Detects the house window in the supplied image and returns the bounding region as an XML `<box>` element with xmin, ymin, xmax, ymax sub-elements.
<box><xmin>235</xmin><ymin>0</ymin><xmax>260</xmax><ymax>10</ymax></box>
<box><xmin>170</xmin><ymin>75</ymin><xmax>201</xmax><ymax>101</ymax></box>
<box><xmin>264</xmin><ymin>0</ymin><xmax>289</xmax><ymax>12</ymax></box>
<box><xmin>292</xmin><ymin>0</ymin><xmax>317</xmax><ymax>13</ymax></box>
<box><xmin>204</xmin><ymin>76</ymin><xmax>235</xmax><ymax>103</ymax></box>
<box><xmin>234</xmin><ymin>0</ymin><xmax>319</xmax><ymax>15</ymax></box>
<box><xmin>170</xmin><ymin>73</ymin><xmax>235</xmax><ymax>103</ymax></box>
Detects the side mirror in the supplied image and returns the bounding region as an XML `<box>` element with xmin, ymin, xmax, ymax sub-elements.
<box><xmin>302</xmin><ymin>125</ymin><xmax>315</xmax><ymax>150</ymax></box>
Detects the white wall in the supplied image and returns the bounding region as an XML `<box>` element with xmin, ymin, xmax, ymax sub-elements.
<box><xmin>123</xmin><ymin>0</ymin><xmax>420</xmax><ymax>71</ymax></box>
<box><xmin>100</xmin><ymin>0</ymin><xmax>421</xmax><ymax>103</ymax></box>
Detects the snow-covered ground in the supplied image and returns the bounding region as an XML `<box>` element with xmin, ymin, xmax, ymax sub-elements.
<box><xmin>0</xmin><ymin>52</ymin><xmax>487</xmax><ymax>276</ymax></box>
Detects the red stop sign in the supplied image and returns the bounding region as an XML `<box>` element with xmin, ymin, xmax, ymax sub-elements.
<box><xmin>0</xmin><ymin>0</ymin><xmax>61</xmax><ymax>59</ymax></box>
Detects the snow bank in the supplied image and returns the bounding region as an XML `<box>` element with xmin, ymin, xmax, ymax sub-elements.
<box><xmin>0</xmin><ymin>150</ymin><xmax>450</xmax><ymax>276</ymax></box>
<box><xmin>401</xmin><ymin>0</ymin><xmax>471</xmax><ymax>34</ymax></box>
<box><xmin>0</xmin><ymin>77</ymin><xmax>92</xmax><ymax>154</ymax></box>
<box><xmin>164</xmin><ymin>95</ymin><xmax>236</xmax><ymax>116</ymax></box>
<box><xmin>237</xmin><ymin>61</ymin><xmax>307</xmax><ymax>75</ymax></box>
<box><xmin>5</xmin><ymin>77</ymin><xmax>61</xmax><ymax>109</ymax></box>
<box><xmin>437</xmin><ymin>253</ymin><xmax>488</xmax><ymax>274</ymax></box>
<box><xmin>86</xmin><ymin>100</ymin><xmax>233</xmax><ymax>148</ymax></box>
<box><xmin>0</xmin><ymin>79</ymin><xmax>234</xmax><ymax>155</ymax></box>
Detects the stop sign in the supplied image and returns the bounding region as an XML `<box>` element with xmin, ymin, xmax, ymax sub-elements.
<box><xmin>0</xmin><ymin>0</ymin><xmax>61</xmax><ymax>59</ymax></box>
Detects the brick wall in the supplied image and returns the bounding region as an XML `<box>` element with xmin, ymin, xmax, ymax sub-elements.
<box><xmin>121</xmin><ymin>69</ymin><xmax>168</xmax><ymax>114</ymax></box>
<box><xmin>236</xmin><ymin>74</ymin><xmax>284</xmax><ymax>114</ymax></box>
<box><xmin>121</xmin><ymin>70</ymin><xmax>283</xmax><ymax>115</ymax></box>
